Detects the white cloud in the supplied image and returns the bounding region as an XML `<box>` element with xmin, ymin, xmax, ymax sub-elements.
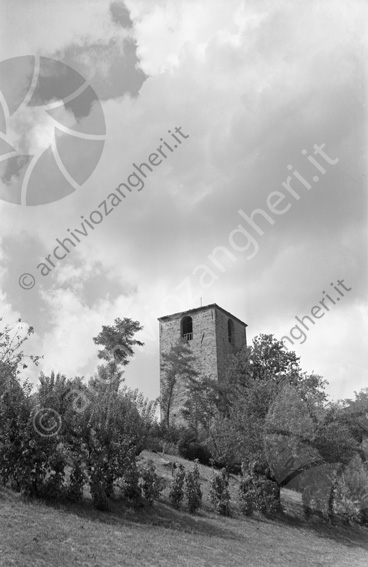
<box><xmin>0</xmin><ymin>0</ymin><xmax>366</xmax><ymax>401</ymax></box>
<box><xmin>1</xmin><ymin>0</ymin><xmax>126</xmax><ymax>60</ymax></box>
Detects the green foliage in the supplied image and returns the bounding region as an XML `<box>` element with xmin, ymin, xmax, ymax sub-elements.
<box><xmin>2</xmin><ymin>317</ymin><xmax>367</xmax><ymax>528</ymax></box>
<box><xmin>147</xmin><ymin>422</ymin><xmax>186</xmax><ymax>454</ymax></box>
<box><xmin>93</xmin><ymin>317</ymin><xmax>143</xmax><ymax>366</ymax></box>
<box><xmin>0</xmin><ymin>321</ymin><xmax>45</xmax><ymax>495</ymax></box>
<box><xmin>177</xmin><ymin>428</ymin><xmax>212</xmax><ymax>465</ymax></box>
<box><xmin>207</xmin><ymin>336</ymin><xmax>310</xmax><ymax>471</ymax></box>
<box><xmin>238</xmin><ymin>461</ymin><xmax>281</xmax><ymax>517</ymax></box>
<box><xmin>122</xmin><ymin>386</ymin><xmax>158</xmax><ymax>453</ymax></box>
<box><xmin>169</xmin><ymin>464</ymin><xmax>186</xmax><ymax>510</ymax></box>
<box><xmin>248</xmin><ymin>334</ymin><xmax>302</xmax><ymax>384</ymax></box>
<box><xmin>0</xmin><ymin>372</ymin><xmax>31</xmax><ymax>487</ymax></box>
<box><xmin>90</xmin><ymin>478</ymin><xmax>110</xmax><ymax>511</ymax></box>
<box><xmin>0</xmin><ymin>317</ymin><xmax>158</xmax><ymax>511</ymax></box>
<box><xmin>120</xmin><ymin>458</ymin><xmax>142</xmax><ymax>507</ymax></box>
<box><xmin>0</xmin><ymin>368</ymin><xmax>67</xmax><ymax>500</ymax></box>
<box><xmin>209</xmin><ymin>469</ymin><xmax>231</xmax><ymax>516</ymax></box>
<box><xmin>14</xmin><ymin>437</ymin><xmax>66</xmax><ymax>500</ymax></box>
<box><xmin>254</xmin><ymin>479</ymin><xmax>281</xmax><ymax>515</ymax></box>
<box><xmin>0</xmin><ymin>319</ymin><xmax>42</xmax><ymax>375</ymax></box>
<box><xmin>207</xmin><ymin>336</ymin><xmax>352</xmax><ymax>520</ymax></box>
<box><xmin>139</xmin><ymin>460</ymin><xmax>164</xmax><ymax>505</ymax></box>
<box><xmin>181</xmin><ymin>374</ymin><xmax>218</xmax><ymax>435</ymax></box>
<box><xmin>266</xmin><ymin>384</ymin><xmax>368</xmax><ymax>523</ymax></box>
<box><xmin>185</xmin><ymin>461</ymin><xmax>202</xmax><ymax>513</ymax></box>
<box><xmin>77</xmin><ymin>387</ymin><xmax>145</xmax><ymax>508</ymax></box>
<box><xmin>333</xmin><ymin>457</ymin><xmax>368</xmax><ymax>524</ymax></box>
<box><xmin>238</xmin><ymin>464</ymin><xmax>256</xmax><ymax>516</ymax></box>
<box><xmin>149</xmin><ymin>422</ymin><xmax>183</xmax><ymax>443</ymax></box>
<box><xmin>66</xmin><ymin>462</ymin><xmax>86</xmax><ymax>502</ymax></box>
<box><xmin>300</xmin><ymin>457</ymin><xmax>368</xmax><ymax>525</ymax></box>
<box><xmin>300</xmin><ymin>463</ymin><xmax>338</xmax><ymax>521</ymax></box>
<box><xmin>209</xmin><ymin>378</ymin><xmax>274</xmax><ymax>469</ymax></box>
<box><xmin>264</xmin><ymin>383</ymin><xmax>323</xmax><ymax>487</ymax></box>
<box><xmin>160</xmin><ymin>340</ymin><xmax>199</xmax><ymax>428</ymax></box>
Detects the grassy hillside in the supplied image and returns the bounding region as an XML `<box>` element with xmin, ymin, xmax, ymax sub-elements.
<box><xmin>0</xmin><ymin>450</ymin><xmax>367</xmax><ymax>567</ymax></box>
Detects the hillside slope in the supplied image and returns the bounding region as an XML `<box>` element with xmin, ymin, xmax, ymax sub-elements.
<box><xmin>0</xmin><ymin>450</ymin><xmax>367</xmax><ymax>567</ymax></box>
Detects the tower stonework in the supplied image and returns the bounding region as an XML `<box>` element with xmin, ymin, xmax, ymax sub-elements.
<box><xmin>158</xmin><ymin>303</ymin><xmax>247</xmax><ymax>424</ymax></box>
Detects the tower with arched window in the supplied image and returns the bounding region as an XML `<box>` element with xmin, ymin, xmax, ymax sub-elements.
<box><xmin>158</xmin><ymin>303</ymin><xmax>247</xmax><ymax>424</ymax></box>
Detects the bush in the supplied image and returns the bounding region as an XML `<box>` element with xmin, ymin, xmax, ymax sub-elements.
<box><xmin>0</xmin><ymin>325</ymin><xmax>160</xmax><ymax>509</ymax></box>
<box><xmin>238</xmin><ymin>462</ymin><xmax>281</xmax><ymax>517</ymax></box>
<box><xmin>90</xmin><ymin>480</ymin><xmax>110</xmax><ymax>511</ymax></box>
<box><xmin>121</xmin><ymin>461</ymin><xmax>142</xmax><ymax>507</ymax></box>
<box><xmin>149</xmin><ymin>422</ymin><xmax>185</xmax><ymax>445</ymax></box>
<box><xmin>89</xmin><ymin>464</ymin><xmax>111</xmax><ymax>511</ymax></box>
<box><xmin>66</xmin><ymin>462</ymin><xmax>85</xmax><ymax>502</ymax></box>
<box><xmin>185</xmin><ymin>461</ymin><xmax>202</xmax><ymax>513</ymax></box>
<box><xmin>333</xmin><ymin>457</ymin><xmax>368</xmax><ymax>524</ymax></box>
<box><xmin>177</xmin><ymin>429</ymin><xmax>212</xmax><ymax>465</ymax></box>
<box><xmin>39</xmin><ymin>451</ymin><xmax>66</xmax><ymax>500</ymax></box>
<box><xmin>210</xmin><ymin>469</ymin><xmax>231</xmax><ymax>516</ymax></box>
<box><xmin>146</xmin><ymin>436</ymin><xmax>165</xmax><ymax>453</ymax></box>
<box><xmin>169</xmin><ymin>463</ymin><xmax>186</xmax><ymax>510</ymax></box>
<box><xmin>301</xmin><ymin>463</ymin><xmax>340</xmax><ymax>522</ymax></box>
<box><xmin>238</xmin><ymin>466</ymin><xmax>255</xmax><ymax>516</ymax></box>
<box><xmin>139</xmin><ymin>460</ymin><xmax>164</xmax><ymax>505</ymax></box>
<box><xmin>6</xmin><ymin>431</ymin><xmax>68</xmax><ymax>501</ymax></box>
<box><xmin>254</xmin><ymin>478</ymin><xmax>281</xmax><ymax>515</ymax></box>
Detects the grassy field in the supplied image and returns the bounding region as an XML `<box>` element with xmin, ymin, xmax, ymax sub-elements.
<box><xmin>1</xmin><ymin>451</ymin><xmax>367</xmax><ymax>567</ymax></box>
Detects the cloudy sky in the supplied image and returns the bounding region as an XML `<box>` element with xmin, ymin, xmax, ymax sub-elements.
<box><xmin>0</xmin><ymin>0</ymin><xmax>366</xmax><ymax>402</ymax></box>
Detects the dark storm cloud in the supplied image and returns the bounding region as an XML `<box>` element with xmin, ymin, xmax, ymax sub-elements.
<box><xmin>109</xmin><ymin>1</ymin><xmax>133</xmax><ymax>29</ymax></box>
<box><xmin>54</xmin><ymin>38</ymin><xmax>147</xmax><ymax>101</ymax></box>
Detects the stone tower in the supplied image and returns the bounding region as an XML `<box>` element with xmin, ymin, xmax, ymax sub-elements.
<box><xmin>158</xmin><ymin>303</ymin><xmax>247</xmax><ymax>424</ymax></box>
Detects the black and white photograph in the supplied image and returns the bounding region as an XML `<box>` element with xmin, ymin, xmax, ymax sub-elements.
<box><xmin>0</xmin><ymin>1</ymin><xmax>367</xmax><ymax>565</ymax></box>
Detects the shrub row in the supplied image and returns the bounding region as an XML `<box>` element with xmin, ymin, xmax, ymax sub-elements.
<box><xmin>169</xmin><ymin>462</ymin><xmax>202</xmax><ymax>514</ymax></box>
<box><xmin>0</xmin><ymin>372</ymin><xmax>157</xmax><ymax>510</ymax></box>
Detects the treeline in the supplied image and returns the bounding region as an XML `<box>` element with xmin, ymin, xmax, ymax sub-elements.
<box><xmin>1</xmin><ymin>318</ymin><xmax>367</xmax><ymax>524</ymax></box>
<box><xmin>160</xmin><ymin>334</ymin><xmax>368</xmax><ymax>524</ymax></box>
<box><xmin>0</xmin><ymin>317</ymin><xmax>158</xmax><ymax>510</ymax></box>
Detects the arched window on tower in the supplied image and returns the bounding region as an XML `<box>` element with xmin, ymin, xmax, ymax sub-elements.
<box><xmin>181</xmin><ymin>316</ymin><xmax>193</xmax><ymax>341</ymax></box>
<box><xmin>228</xmin><ymin>319</ymin><xmax>234</xmax><ymax>344</ymax></box>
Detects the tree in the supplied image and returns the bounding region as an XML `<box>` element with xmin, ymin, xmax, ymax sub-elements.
<box><xmin>206</xmin><ymin>334</ymin><xmax>329</xmax><ymax>511</ymax></box>
<box><xmin>210</xmin><ymin>468</ymin><xmax>231</xmax><ymax>516</ymax></box>
<box><xmin>0</xmin><ymin>372</ymin><xmax>33</xmax><ymax>489</ymax></box>
<box><xmin>91</xmin><ymin>317</ymin><xmax>144</xmax><ymax>399</ymax></box>
<box><xmin>93</xmin><ymin>317</ymin><xmax>144</xmax><ymax>366</ymax></box>
<box><xmin>207</xmin><ymin>336</ymin><xmax>302</xmax><ymax>464</ymax></box>
<box><xmin>0</xmin><ymin>370</ymin><xmax>70</xmax><ymax>499</ymax></box>
<box><xmin>0</xmin><ymin>319</ymin><xmax>42</xmax><ymax>375</ymax></box>
<box><xmin>185</xmin><ymin>461</ymin><xmax>202</xmax><ymax>513</ymax></box>
<box><xmin>160</xmin><ymin>340</ymin><xmax>199</xmax><ymax>428</ymax></box>
<box><xmin>265</xmin><ymin>384</ymin><xmax>368</xmax><ymax>522</ymax></box>
<box><xmin>169</xmin><ymin>463</ymin><xmax>186</xmax><ymax>510</ymax></box>
<box><xmin>0</xmin><ymin>319</ymin><xmax>45</xmax><ymax>495</ymax></box>
<box><xmin>65</xmin><ymin>379</ymin><xmax>150</xmax><ymax>508</ymax></box>
<box><xmin>248</xmin><ymin>334</ymin><xmax>301</xmax><ymax>384</ymax></box>
<box><xmin>340</xmin><ymin>389</ymin><xmax>368</xmax><ymax>462</ymax></box>
<box><xmin>209</xmin><ymin>377</ymin><xmax>276</xmax><ymax>467</ymax></box>
<box><xmin>181</xmin><ymin>373</ymin><xmax>221</xmax><ymax>437</ymax></box>
<box><xmin>0</xmin><ymin>316</ymin><xmax>160</xmax><ymax>509</ymax></box>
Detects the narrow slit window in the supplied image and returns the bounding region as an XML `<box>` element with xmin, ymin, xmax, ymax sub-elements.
<box><xmin>228</xmin><ymin>319</ymin><xmax>234</xmax><ymax>344</ymax></box>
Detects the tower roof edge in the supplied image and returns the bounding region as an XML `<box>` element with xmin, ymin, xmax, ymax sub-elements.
<box><xmin>157</xmin><ymin>303</ymin><xmax>248</xmax><ymax>327</ymax></box>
